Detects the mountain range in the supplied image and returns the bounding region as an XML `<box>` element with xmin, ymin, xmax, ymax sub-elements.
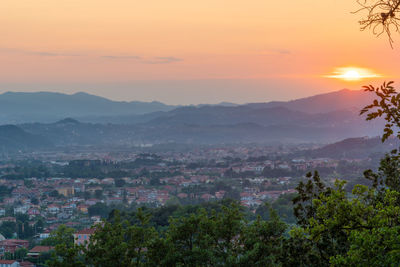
<box><xmin>296</xmin><ymin>136</ymin><xmax>400</xmax><ymax>159</ymax></box>
<box><xmin>0</xmin><ymin>88</ymin><xmax>376</xmax><ymax>124</ymax></box>
<box><xmin>0</xmin><ymin>91</ymin><xmax>177</xmax><ymax>124</ymax></box>
<box><xmin>244</xmin><ymin>88</ymin><xmax>375</xmax><ymax>114</ymax></box>
<box><xmin>0</xmin><ymin>88</ymin><xmax>386</xmax><ymax>150</ymax></box>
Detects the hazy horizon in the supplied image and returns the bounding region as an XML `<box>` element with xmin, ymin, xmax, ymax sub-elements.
<box><xmin>0</xmin><ymin>78</ymin><xmax>382</xmax><ymax>105</ymax></box>
<box><xmin>1</xmin><ymin>1</ymin><xmax>398</xmax><ymax>105</ymax></box>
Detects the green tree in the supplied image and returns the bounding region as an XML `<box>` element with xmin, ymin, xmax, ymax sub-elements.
<box><xmin>115</xmin><ymin>178</ymin><xmax>126</xmax><ymax>187</ymax></box>
<box><xmin>24</xmin><ymin>179</ymin><xmax>33</xmax><ymax>188</ymax></box>
<box><xmin>0</xmin><ymin>221</ymin><xmax>16</xmax><ymax>238</ymax></box>
<box><xmin>41</xmin><ymin>225</ymin><xmax>75</xmax><ymax>246</ymax></box>
<box><xmin>330</xmin><ymin>188</ymin><xmax>400</xmax><ymax>266</ymax></box>
<box><xmin>148</xmin><ymin>203</ymin><xmax>245</xmax><ymax>266</ymax></box>
<box><xmin>85</xmin><ymin>209</ymin><xmax>157</xmax><ymax>267</ymax></box>
<box><xmin>15</xmin><ymin>247</ymin><xmax>28</xmax><ymax>260</ymax></box>
<box><xmin>239</xmin><ymin>209</ymin><xmax>286</xmax><ymax>266</ymax></box>
<box><xmin>88</xmin><ymin>202</ymin><xmax>110</xmax><ymax>218</ymax></box>
<box><xmin>45</xmin><ymin>225</ymin><xmax>85</xmax><ymax>267</ymax></box>
<box><xmin>360</xmin><ymin>81</ymin><xmax>400</xmax><ymax>141</ymax></box>
<box><xmin>49</xmin><ymin>190</ymin><xmax>59</xmax><ymax>198</ymax></box>
<box><xmin>95</xmin><ymin>189</ymin><xmax>103</xmax><ymax>199</ymax></box>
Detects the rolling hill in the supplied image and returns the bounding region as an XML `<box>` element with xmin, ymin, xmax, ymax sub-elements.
<box><xmin>0</xmin><ymin>125</ymin><xmax>52</xmax><ymax>151</ymax></box>
<box><xmin>245</xmin><ymin>89</ymin><xmax>375</xmax><ymax>114</ymax></box>
<box><xmin>0</xmin><ymin>91</ymin><xmax>177</xmax><ymax>124</ymax></box>
<box><xmin>0</xmin><ymin>88</ymin><xmax>385</xmax><ymax>147</ymax></box>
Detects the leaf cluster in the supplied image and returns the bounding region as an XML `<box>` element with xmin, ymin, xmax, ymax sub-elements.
<box><xmin>360</xmin><ymin>81</ymin><xmax>400</xmax><ymax>142</ymax></box>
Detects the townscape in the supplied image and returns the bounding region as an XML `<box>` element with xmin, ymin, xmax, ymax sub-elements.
<box><xmin>2</xmin><ymin>0</ymin><xmax>400</xmax><ymax>265</ymax></box>
<box><xmin>0</xmin><ymin>140</ymin><xmax>380</xmax><ymax>265</ymax></box>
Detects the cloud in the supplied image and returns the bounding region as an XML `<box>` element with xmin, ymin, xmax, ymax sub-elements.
<box><xmin>260</xmin><ymin>48</ymin><xmax>292</xmax><ymax>56</ymax></box>
<box><xmin>0</xmin><ymin>48</ymin><xmax>82</xmax><ymax>57</ymax></box>
<box><xmin>141</xmin><ymin>57</ymin><xmax>183</xmax><ymax>64</ymax></box>
<box><xmin>101</xmin><ymin>55</ymin><xmax>142</xmax><ymax>60</ymax></box>
<box><xmin>0</xmin><ymin>47</ymin><xmax>183</xmax><ymax>64</ymax></box>
<box><xmin>26</xmin><ymin>51</ymin><xmax>82</xmax><ymax>57</ymax></box>
<box><xmin>101</xmin><ymin>55</ymin><xmax>183</xmax><ymax>64</ymax></box>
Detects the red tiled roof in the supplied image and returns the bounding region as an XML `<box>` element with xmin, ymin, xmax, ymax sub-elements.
<box><xmin>0</xmin><ymin>239</ymin><xmax>29</xmax><ymax>244</ymax></box>
<box><xmin>29</xmin><ymin>246</ymin><xmax>54</xmax><ymax>253</ymax></box>
<box><xmin>0</xmin><ymin>260</ymin><xmax>17</xmax><ymax>263</ymax></box>
<box><xmin>19</xmin><ymin>262</ymin><xmax>34</xmax><ymax>267</ymax></box>
<box><xmin>0</xmin><ymin>217</ymin><xmax>16</xmax><ymax>221</ymax></box>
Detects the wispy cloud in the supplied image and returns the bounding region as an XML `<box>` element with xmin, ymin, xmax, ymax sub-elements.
<box><xmin>0</xmin><ymin>48</ymin><xmax>82</xmax><ymax>57</ymax></box>
<box><xmin>260</xmin><ymin>48</ymin><xmax>292</xmax><ymax>56</ymax></box>
<box><xmin>27</xmin><ymin>51</ymin><xmax>82</xmax><ymax>57</ymax></box>
<box><xmin>0</xmin><ymin>48</ymin><xmax>183</xmax><ymax>64</ymax></box>
<box><xmin>101</xmin><ymin>55</ymin><xmax>183</xmax><ymax>64</ymax></box>
<box><xmin>141</xmin><ymin>57</ymin><xmax>183</xmax><ymax>64</ymax></box>
<box><xmin>100</xmin><ymin>55</ymin><xmax>142</xmax><ymax>60</ymax></box>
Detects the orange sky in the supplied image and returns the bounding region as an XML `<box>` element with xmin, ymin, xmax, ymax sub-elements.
<box><xmin>0</xmin><ymin>0</ymin><xmax>399</xmax><ymax>104</ymax></box>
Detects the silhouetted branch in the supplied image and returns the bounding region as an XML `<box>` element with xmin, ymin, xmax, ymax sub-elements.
<box><xmin>354</xmin><ymin>0</ymin><xmax>400</xmax><ymax>47</ymax></box>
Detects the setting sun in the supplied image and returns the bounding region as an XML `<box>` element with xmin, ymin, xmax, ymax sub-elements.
<box><xmin>324</xmin><ymin>67</ymin><xmax>382</xmax><ymax>81</ymax></box>
<box><xmin>342</xmin><ymin>70</ymin><xmax>361</xmax><ymax>80</ymax></box>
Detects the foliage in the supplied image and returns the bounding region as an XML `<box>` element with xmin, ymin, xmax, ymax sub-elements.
<box><xmin>0</xmin><ymin>221</ymin><xmax>16</xmax><ymax>238</ymax></box>
<box><xmin>49</xmin><ymin>190</ymin><xmax>59</xmax><ymax>198</ymax></box>
<box><xmin>256</xmin><ymin>194</ymin><xmax>296</xmax><ymax>224</ymax></box>
<box><xmin>45</xmin><ymin>225</ymin><xmax>85</xmax><ymax>267</ymax></box>
<box><xmin>330</xmin><ymin>188</ymin><xmax>400</xmax><ymax>266</ymax></box>
<box><xmin>41</xmin><ymin>224</ymin><xmax>75</xmax><ymax>246</ymax></box>
<box><xmin>360</xmin><ymin>81</ymin><xmax>400</xmax><ymax>142</ymax></box>
<box><xmin>85</xmin><ymin>209</ymin><xmax>157</xmax><ymax>267</ymax></box>
<box><xmin>15</xmin><ymin>247</ymin><xmax>28</xmax><ymax>260</ymax></box>
<box><xmin>88</xmin><ymin>202</ymin><xmax>111</xmax><ymax>218</ymax></box>
<box><xmin>115</xmin><ymin>178</ymin><xmax>126</xmax><ymax>187</ymax></box>
<box><xmin>364</xmin><ymin>148</ymin><xmax>400</xmax><ymax>193</ymax></box>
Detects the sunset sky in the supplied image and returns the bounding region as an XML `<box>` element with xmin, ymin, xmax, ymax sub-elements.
<box><xmin>1</xmin><ymin>0</ymin><xmax>399</xmax><ymax>104</ymax></box>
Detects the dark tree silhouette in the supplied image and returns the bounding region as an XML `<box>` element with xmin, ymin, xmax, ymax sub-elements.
<box><xmin>355</xmin><ymin>0</ymin><xmax>400</xmax><ymax>47</ymax></box>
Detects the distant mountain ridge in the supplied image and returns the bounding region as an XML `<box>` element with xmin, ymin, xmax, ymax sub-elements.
<box><xmin>76</xmin><ymin>88</ymin><xmax>376</xmax><ymax>124</ymax></box>
<box><xmin>0</xmin><ymin>91</ymin><xmax>177</xmax><ymax>124</ymax></box>
<box><xmin>0</xmin><ymin>125</ymin><xmax>52</xmax><ymax>151</ymax></box>
<box><xmin>297</xmin><ymin>136</ymin><xmax>400</xmax><ymax>159</ymax></box>
<box><xmin>0</xmin><ymin>88</ymin><xmax>386</xmax><ymax>147</ymax></box>
<box><xmin>245</xmin><ymin>89</ymin><xmax>375</xmax><ymax>114</ymax></box>
<box><xmin>0</xmin><ymin>88</ymin><xmax>376</xmax><ymax>124</ymax></box>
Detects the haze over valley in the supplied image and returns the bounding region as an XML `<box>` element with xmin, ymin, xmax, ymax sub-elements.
<box><xmin>0</xmin><ymin>88</ymin><xmax>386</xmax><ymax>153</ymax></box>
<box><xmin>2</xmin><ymin>1</ymin><xmax>400</xmax><ymax>265</ymax></box>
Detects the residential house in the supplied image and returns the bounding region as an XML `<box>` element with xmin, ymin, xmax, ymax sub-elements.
<box><xmin>19</xmin><ymin>261</ymin><xmax>34</xmax><ymax>267</ymax></box>
<box><xmin>0</xmin><ymin>217</ymin><xmax>16</xmax><ymax>225</ymax></box>
<box><xmin>74</xmin><ymin>228</ymin><xmax>96</xmax><ymax>245</ymax></box>
<box><xmin>39</xmin><ymin>230</ymin><xmax>51</xmax><ymax>240</ymax></box>
<box><xmin>27</xmin><ymin>208</ymin><xmax>40</xmax><ymax>219</ymax></box>
<box><xmin>47</xmin><ymin>204</ymin><xmax>60</xmax><ymax>215</ymax></box>
<box><xmin>27</xmin><ymin>246</ymin><xmax>54</xmax><ymax>258</ymax></box>
<box><xmin>77</xmin><ymin>205</ymin><xmax>89</xmax><ymax>214</ymax></box>
<box><xmin>13</xmin><ymin>205</ymin><xmax>30</xmax><ymax>215</ymax></box>
<box><xmin>56</xmin><ymin>187</ymin><xmax>74</xmax><ymax>197</ymax></box>
<box><xmin>0</xmin><ymin>260</ymin><xmax>19</xmax><ymax>267</ymax></box>
<box><xmin>0</xmin><ymin>239</ymin><xmax>29</xmax><ymax>254</ymax></box>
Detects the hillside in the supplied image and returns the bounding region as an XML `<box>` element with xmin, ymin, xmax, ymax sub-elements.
<box><xmin>0</xmin><ymin>91</ymin><xmax>177</xmax><ymax>124</ymax></box>
<box><xmin>0</xmin><ymin>88</ymin><xmax>377</xmax><ymax>125</ymax></box>
<box><xmin>0</xmin><ymin>88</ymin><xmax>385</xmax><ymax>146</ymax></box>
<box><xmin>245</xmin><ymin>89</ymin><xmax>375</xmax><ymax>114</ymax></box>
<box><xmin>0</xmin><ymin>125</ymin><xmax>52</xmax><ymax>151</ymax></box>
<box><xmin>298</xmin><ymin>137</ymin><xmax>400</xmax><ymax>159</ymax></box>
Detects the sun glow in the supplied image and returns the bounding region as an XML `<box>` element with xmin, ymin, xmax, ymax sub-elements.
<box><xmin>324</xmin><ymin>67</ymin><xmax>381</xmax><ymax>81</ymax></box>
